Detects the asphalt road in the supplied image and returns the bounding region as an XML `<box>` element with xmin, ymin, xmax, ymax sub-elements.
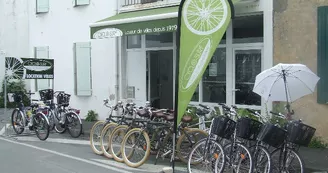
<box><xmin>0</xmin><ymin>136</ymin><xmax>138</xmax><ymax>173</ymax></box>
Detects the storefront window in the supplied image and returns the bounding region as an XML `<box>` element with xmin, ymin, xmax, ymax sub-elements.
<box><xmin>235</xmin><ymin>49</ymin><xmax>262</xmax><ymax>105</ymax></box>
<box><xmin>146</xmin><ymin>32</ymin><xmax>173</xmax><ymax>48</ymax></box>
<box><xmin>127</xmin><ymin>35</ymin><xmax>141</xmax><ymax>49</ymax></box>
<box><xmin>233</xmin><ymin>14</ymin><xmax>263</xmax><ymax>43</ymax></box>
<box><xmin>191</xmin><ymin>85</ymin><xmax>199</xmax><ymax>102</ymax></box>
<box><xmin>202</xmin><ymin>48</ymin><xmax>226</xmax><ymax>103</ymax></box>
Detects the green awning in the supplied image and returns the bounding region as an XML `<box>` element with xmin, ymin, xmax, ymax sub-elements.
<box><xmin>90</xmin><ymin>6</ymin><xmax>179</xmax><ymax>39</ymax></box>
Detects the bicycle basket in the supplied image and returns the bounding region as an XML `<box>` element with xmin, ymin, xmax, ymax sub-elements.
<box><xmin>287</xmin><ymin>122</ymin><xmax>316</xmax><ymax>147</ymax></box>
<box><xmin>12</xmin><ymin>93</ymin><xmax>23</xmax><ymax>103</ymax></box>
<box><xmin>236</xmin><ymin>117</ymin><xmax>263</xmax><ymax>141</ymax></box>
<box><xmin>257</xmin><ymin>123</ymin><xmax>287</xmax><ymax>148</ymax></box>
<box><xmin>57</xmin><ymin>93</ymin><xmax>71</xmax><ymax>105</ymax></box>
<box><xmin>210</xmin><ymin>116</ymin><xmax>236</xmax><ymax>139</ymax></box>
<box><xmin>39</xmin><ymin>89</ymin><xmax>54</xmax><ymax>101</ymax></box>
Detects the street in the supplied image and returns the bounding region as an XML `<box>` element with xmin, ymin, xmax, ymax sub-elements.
<box><xmin>0</xmin><ymin>136</ymin><xmax>132</xmax><ymax>173</ymax></box>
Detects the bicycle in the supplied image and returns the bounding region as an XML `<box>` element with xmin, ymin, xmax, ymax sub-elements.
<box><xmin>268</xmin><ymin>111</ymin><xmax>315</xmax><ymax>173</ymax></box>
<box><xmin>188</xmin><ymin>103</ymin><xmax>254</xmax><ymax>173</ymax></box>
<box><xmin>10</xmin><ymin>91</ymin><xmax>50</xmax><ymax>141</ymax></box>
<box><xmin>108</xmin><ymin>105</ymin><xmax>165</xmax><ymax>163</ymax></box>
<box><xmin>100</xmin><ymin>101</ymin><xmax>138</xmax><ymax>158</ymax></box>
<box><xmin>120</xmin><ymin>108</ymin><xmax>208</xmax><ymax>168</ymax></box>
<box><xmin>52</xmin><ymin>91</ymin><xmax>82</xmax><ymax>138</ymax></box>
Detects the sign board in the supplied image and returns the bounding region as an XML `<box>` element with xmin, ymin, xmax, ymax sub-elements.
<box><xmin>5</xmin><ymin>57</ymin><xmax>54</xmax><ymax>80</ymax></box>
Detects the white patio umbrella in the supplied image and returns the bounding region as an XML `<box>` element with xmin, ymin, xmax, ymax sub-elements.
<box><xmin>253</xmin><ymin>63</ymin><xmax>320</xmax><ymax>113</ymax></box>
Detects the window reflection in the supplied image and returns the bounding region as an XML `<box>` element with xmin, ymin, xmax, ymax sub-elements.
<box><xmin>235</xmin><ymin>49</ymin><xmax>262</xmax><ymax>105</ymax></box>
<box><xmin>203</xmin><ymin>48</ymin><xmax>226</xmax><ymax>103</ymax></box>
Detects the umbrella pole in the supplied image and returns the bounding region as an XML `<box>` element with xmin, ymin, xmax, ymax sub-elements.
<box><xmin>282</xmin><ymin>70</ymin><xmax>291</xmax><ymax>114</ymax></box>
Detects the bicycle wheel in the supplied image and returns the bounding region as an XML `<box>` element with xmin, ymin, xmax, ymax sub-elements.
<box><xmin>100</xmin><ymin>122</ymin><xmax>118</xmax><ymax>159</ymax></box>
<box><xmin>47</xmin><ymin>110</ymin><xmax>55</xmax><ymax>131</ymax></box>
<box><xmin>224</xmin><ymin>142</ymin><xmax>253</xmax><ymax>173</ymax></box>
<box><xmin>249</xmin><ymin>145</ymin><xmax>271</xmax><ymax>173</ymax></box>
<box><xmin>121</xmin><ymin>128</ymin><xmax>151</xmax><ymax>168</ymax></box>
<box><xmin>188</xmin><ymin>138</ymin><xmax>225</xmax><ymax>173</ymax></box>
<box><xmin>54</xmin><ymin>111</ymin><xmax>66</xmax><ymax>134</ymax></box>
<box><xmin>90</xmin><ymin>120</ymin><xmax>106</xmax><ymax>155</ymax></box>
<box><xmin>176</xmin><ymin>128</ymin><xmax>208</xmax><ymax>163</ymax></box>
<box><xmin>271</xmin><ymin>148</ymin><xmax>304</xmax><ymax>173</ymax></box>
<box><xmin>11</xmin><ymin>109</ymin><xmax>25</xmax><ymax>134</ymax></box>
<box><xmin>109</xmin><ymin>125</ymin><xmax>129</xmax><ymax>162</ymax></box>
<box><xmin>34</xmin><ymin>112</ymin><xmax>50</xmax><ymax>141</ymax></box>
<box><xmin>67</xmin><ymin>112</ymin><xmax>83</xmax><ymax>138</ymax></box>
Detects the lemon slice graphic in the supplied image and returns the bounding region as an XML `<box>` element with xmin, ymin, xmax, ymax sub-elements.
<box><xmin>182</xmin><ymin>0</ymin><xmax>229</xmax><ymax>35</ymax></box>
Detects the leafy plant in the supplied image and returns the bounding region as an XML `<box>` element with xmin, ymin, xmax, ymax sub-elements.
<box><xmin>0</xmin><ymin>79</ymin><xmax>30</xmax><ymax>108</ymax></box>
<box><xmin>85</xmin><ymin>110</ymin><xmax>98</xmax><ymax>122</ymax></box>
<box><xmin>308</xmin><ymin>136</ymin><xmax>328</xmax><ymax>149</ymax></box>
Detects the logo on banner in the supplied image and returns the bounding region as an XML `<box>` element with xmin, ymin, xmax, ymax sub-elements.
<box><xmin>93</xmin><ymin>28</ymin><xmax>123</xmax><ymax>39</ymax></box>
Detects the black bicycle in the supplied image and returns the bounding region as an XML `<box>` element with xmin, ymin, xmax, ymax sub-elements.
<box><xmin>10</xmin><ymin>91</ymin><xmax>50</xmax><ymax>141</ymax></box>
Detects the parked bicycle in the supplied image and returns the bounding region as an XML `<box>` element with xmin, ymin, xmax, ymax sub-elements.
<box><xmin>10</xmin><ymin>91</ymin><xmax>50</xmax><ymax>141</ymax></box>
<box><xmin>52</xmin><ymin>91</ymin><xmax>82</xmax><ymax>138</ymax></box>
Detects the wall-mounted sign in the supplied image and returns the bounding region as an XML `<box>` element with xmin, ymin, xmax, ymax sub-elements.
<box><xmin>93</xmin><ymin>28</ymin><xmax>123</xmax><ymax>39</ymax></box>
<box><xmin>5</xmin><ymin>57</ymin><xmax>54</xmax><ymax>80</ymax></box>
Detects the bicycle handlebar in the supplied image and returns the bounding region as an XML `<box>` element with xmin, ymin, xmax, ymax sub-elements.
<box><xmin>270</xmin><ymin>111</ymin><xmax>286</xmax><ymax>119</ymax></box>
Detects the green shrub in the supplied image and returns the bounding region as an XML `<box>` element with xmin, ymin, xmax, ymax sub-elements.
<box><xmin>308</xmin><ymin>136</ymin><xmax>328</xmax><ymax>149</ymax></box>
<box><xmin>0</xmin><ymin>79</ymin><xmax>30</xmax><ymax>108</ymax></box>
<box><xmin>85</xmin><ymin>110</ymin><xmax>98</xmax><ymax>122</ymax></box>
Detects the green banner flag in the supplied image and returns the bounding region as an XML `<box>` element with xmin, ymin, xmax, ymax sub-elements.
<box><xmin>176</xmin><ymin>0</ymin><xmax>234</xmax><ymax>124</ymax></box>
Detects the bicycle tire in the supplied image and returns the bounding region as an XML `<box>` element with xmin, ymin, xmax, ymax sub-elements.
<box><xmin>109</xmin><ymin>125</ymin><xmax>129</xmax><ymax>162</ymax></box>
<box><xmin>176</xmin><ymin>128</ymin><xmax>208</xmax><ymax>163</ymax></box>
<box><xmin>67</xmin><ymin>112</ymin><xmax>83</xmax><ymax>138</ymax></box>
<box><xmin>223</xmin><ymin>142</ymin><xmax>253</xmax><ymax>173</ymax></box>
<box><xmin>11</xmin><ymin>109</ymin><xmax>25</xmax><ymax>134</ymax></box>
<box><xmin>100</xmin><ymin>122</ymin><xmax>118</xmax><ymax>159</ymax></box>
<box><xmin>271</xmin><ymin>147</ymin><xmax>304</xmax><ymax>173</ymax></box>
<box><xmin>249</xmin><ymin>145</ymin><xmax>271</xmax><ymax>173</ymax></box>
<box><xmin>89</xmin><ymin>120</ymin><xmax>106</xmax><ymax>155</ymax></box>
<box><xmin>187</xmin><ymin>138</ymin><xmax>225</xmax><ymax>173</ymax></box>
<box><xmin>34</xmin><ymin>112</ymin><xmax>50</xmax><ymax>141</ymax></box>
<box><xmin>48</xmin><ymin>110</ymin><xmax>55</xmax><ymax>131</ymax></box>
<box><xmin>54</xmin><ymin>111</ymin><xmax>66</xmax><ymax>134</ymax></box>
<box><xmin>121</xmin><ymin>128</ymin><xmax>151</xmax><ymax>168</ymax></box>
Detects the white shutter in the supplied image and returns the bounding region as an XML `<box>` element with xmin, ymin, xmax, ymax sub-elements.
<box><xmin>74</xmin><ymin>42</ymin><xmax>92</xmax><ymax>96</ymax></box>
<box><xmin>35</xmin><ymin>46</ymin><xmax>51</xmax><ymax>91</ymax></box>
<box><xmin>36</xmin><ymin>0</ymin><xmax>49</xmax><ymax>13</ymax></box>
<box><xmin>75</xmin><ymin>0</ymin><xmax>90</xmax><ymax>6</ymax></box>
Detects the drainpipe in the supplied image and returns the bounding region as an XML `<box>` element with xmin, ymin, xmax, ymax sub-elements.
<box><xmin>115</xmin><ymin>0</ymin><xmax>120</xmax><ymax>104</ymax></box>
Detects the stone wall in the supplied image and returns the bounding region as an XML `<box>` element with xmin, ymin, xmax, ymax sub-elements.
<box><xmin>273</xmin><ymin>0</ymin><xmax>328</xmax><ymax>141</ymax></box>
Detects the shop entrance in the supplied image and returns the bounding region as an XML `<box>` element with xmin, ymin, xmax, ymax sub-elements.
<box><xmin>146</xmin><ymin>50</ymin><xmax>174</xmax><ymax>109</ymax></box>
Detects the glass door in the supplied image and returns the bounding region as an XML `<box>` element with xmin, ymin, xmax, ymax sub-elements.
<box><xmin>232</xmin><ymin>48</ymin><xmax>263</xmax><ymax>108</ymax></box>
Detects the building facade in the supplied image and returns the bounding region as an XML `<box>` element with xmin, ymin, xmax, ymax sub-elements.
<box><xmin>273</xmin><ymin>0</ymin><xmax>328</xmax><ymax>141</ymax></box>
<box><xmin>2</xmin><ymin>0</ymin><xmax>328</xmax><ymax>141</ymax></box>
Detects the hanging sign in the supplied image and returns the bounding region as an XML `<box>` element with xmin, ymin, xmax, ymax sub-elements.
<box><xmin>5</xmin><ymin>57</ymin><xmax>54</xmax><ymax>80</ymax></box>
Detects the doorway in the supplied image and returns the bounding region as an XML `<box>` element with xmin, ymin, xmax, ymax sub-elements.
<box><xmin>147</xmin><ymin>50</ymin><xmax>174</xmax><ymax>109</ymax></box>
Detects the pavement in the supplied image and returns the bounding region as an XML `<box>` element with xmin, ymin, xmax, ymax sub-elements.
<box><xmin>1</xmin><ymin>108</ymin><xmax>328</xmax><ymax>173</ymax></box>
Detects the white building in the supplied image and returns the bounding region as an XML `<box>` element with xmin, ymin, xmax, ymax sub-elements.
<box><xmin>1</xmin><ymin>0</ymin><xmax>274</xmax><ymax>120</ymax></box>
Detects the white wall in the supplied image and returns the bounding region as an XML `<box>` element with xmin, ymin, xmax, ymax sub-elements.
<box><xmin>28</xmin><ymin>0</ymin><xmax>118</xmax><ymax>120</ymax></box>
<box><xmin>0</xmin><ymin>0</ymin><xmax>30</xmax><ymax>92</ymax></box>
